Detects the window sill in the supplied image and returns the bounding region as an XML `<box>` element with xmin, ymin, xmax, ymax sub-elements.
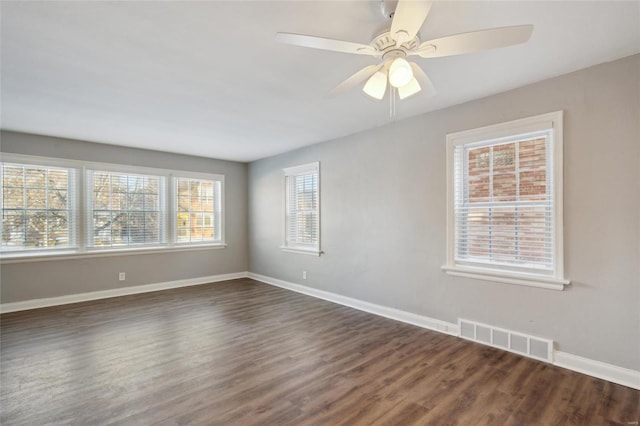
<box><xmin>0</xmin><ymin>243</ymin><xmax>227</xmax><ymax>264</ymax></box>
<box><xmin>441</xmin><ymin>265</ymin><xmax>570</xmax><ymax>291</ymax></box>
<box><xmin>280</xmin><ymin>246</ymin><xmax>323</xmax><ymax>256</ymax></box>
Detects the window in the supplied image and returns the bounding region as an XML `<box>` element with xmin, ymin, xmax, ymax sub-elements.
<box><xmin>444</xmin><ymin>111</ymin><xmax>568</xmax><ymax>290</ymax></box>
<box><xmin>1</xmin><ymin>153</ymin><xmax>226</xmax><ymax>261</ymax></box>
<box><xmin>283</xmin><ymin>162</ymin><xmax>321</xmax><ymax>255</ymax></box>
<box><xmin>87</xmin><ymin>170</ymin><xmax>165</xmax><ymax>247</ymax></box>
<box><xmin>175</xmin><ymin>177</ymin><xmax>222</xmax><ymax>244</ymax></box>
<box><xmin>1</xmin><ymin>162</ymin><xmax>75</xmax><ymax>252</ymax></box>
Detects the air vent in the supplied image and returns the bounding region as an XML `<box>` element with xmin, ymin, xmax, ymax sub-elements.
<box><xmin>458</xmin><ymin>318</ymin><xmax>553</xmax><ymax>363</ymax></box>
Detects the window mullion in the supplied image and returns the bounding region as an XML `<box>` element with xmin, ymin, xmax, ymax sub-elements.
<box><xmin>109</xmin><ymin>173</ymin><xmax>113</xmax><ymax>247</ymax></box>
<box><xmin>488</xmin><ymin>147</ymin><xmax>494</xmax><ymax>263</ymax></box>
<box><xmin>168</xmin><ymin>174</ymin><xmax>174</xmax><ymax>247</ymax></box>
<box><xmin>547</xmin><ymin>135</ymin><xmax>555</xmax><ymax>272</ymax></box>
<box><xmin>22</xmin><ymin>166</ymin><xmax>27</xmax><ymax>245</ymax></box>
<box><xmin>44</xmin><ymin>169</ymin><xmax>49</xmax><ymax>247</ymax></box>
<box><xmin>77</xmin><ymin>167</ymin><xmax>86</xmax><ymax>252</ymax></box>
<box><xmin>515</xmin><ymin>142</ymin><xmax>520</xmax><ymax>263</ymax></box>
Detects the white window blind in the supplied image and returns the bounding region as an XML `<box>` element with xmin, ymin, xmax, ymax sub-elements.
<box><xmin>284</xmin><ymin>162</ymin><xmax>320</xmax><ymax>253</ymax></box>
<box><xmin>453</xmin><ymin>133</ymin><xmax>553</xmax><ymax>271</ymax></box>
<box><xmin>175</xmin><ymin>177</ymin><xmax>222</xmax><ymax>243</ymax></box>
<box><xmin>445</xmin><ymin>111</ymin><xmax>566</xmax><ymax>289</ymax></box>
<box><xmin>1</xmin><ymin>153</ymin><xmax>227</xmax><ymax>260</ymax></box>
<box><xmin>1</xmin><ymin>162</ymin><xmax>75</xmax><ymax>251</ymax></box>
<box><xmin>87</xmin><ymin>170</ymin><xmax>165</xmax><ymax>247</ymax></box>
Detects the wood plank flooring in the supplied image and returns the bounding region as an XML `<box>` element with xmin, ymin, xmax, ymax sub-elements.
<box><xmin>1</xmin><ymin>278</ymin><xmax>638</xmax><ymax>425</ymax></box>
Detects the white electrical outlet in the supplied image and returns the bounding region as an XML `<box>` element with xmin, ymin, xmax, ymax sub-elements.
<box><xmin>302</xmin><ymin>271</ymin><xmax>307</xmax><ymax>280</ymax></box>
<box><xmin>119</xmin><ymin>272</ymin><xmax>126</xmax><ymax>281</ymax></box>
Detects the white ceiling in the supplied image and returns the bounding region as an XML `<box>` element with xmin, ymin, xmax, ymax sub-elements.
<box><xmin>1</xmin><ymin>1</ymin><xmax>638</xmax><ymax>162</ymax></box>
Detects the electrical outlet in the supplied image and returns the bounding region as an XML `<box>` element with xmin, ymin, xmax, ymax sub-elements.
<box><xmin>302</xmin><ymin>271</ymin><xmax>307</xmax><ymax>280</ymax></box>
<box><xmin>119</xmin><ymin>272</ymin><xmax>126</xmax><ymax>281</ymax></box>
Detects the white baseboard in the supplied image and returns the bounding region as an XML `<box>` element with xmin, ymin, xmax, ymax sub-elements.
<box><xmin>554</xmin><ymin>351</ymin><xmax>640</xmax><ymax>390</ymax></box>
<box><xmin>247</xmin><ymin>272</ymin><xmax>459</xmax><ymax>336</ymax></box>
<box><xmin>248</xmin><ymin>272</ymin><xmax>639</xmax><ymax>390</ymax></box>
<box><xmin>0</xmin><ymin>271</ymin><xmax>249</xmax><ymax>314</ymax></box>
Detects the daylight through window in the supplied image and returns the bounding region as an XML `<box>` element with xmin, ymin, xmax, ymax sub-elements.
<box><xmin>0</xmin><ymin>154</ymin><xmax>225</xmax><ymax>259</ymax></box>
<box><xmin>1</xmin><ymin>163</ymin><xmax>75</xmax><ymax>251</ymax></box>
<box><xmin>283</xmin><ymin>162</ymin><xmax>320</xmax><ymax>255</ymax></box>
<box><xmin>176</xmin><ymin>177</ymin><xmax>222</xmax><ymax>243</ymax></box>
<box><xmin>88</xmin><ymin>171</ymin><xmax>164</xmax><ymax>247</ymax></box>
<box><xmin>445</xmin><ymin>112</ymin><xmax>567</xmax><ymax>289</ymax></box>
<box><xmin>455</xmin><ymin>136</ymin><xmax>552</xmax><ymax>269</ymax></box>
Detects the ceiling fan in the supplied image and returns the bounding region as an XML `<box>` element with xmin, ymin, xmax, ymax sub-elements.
<box><xmin>276</xmin><ymin>0</ymin><xmax>533</xmax><ymax>103</ymax></box>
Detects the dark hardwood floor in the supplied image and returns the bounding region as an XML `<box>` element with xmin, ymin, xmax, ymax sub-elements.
<box><xmin>1</xmin><ymin>278</ymin><xmax>638</xmax><ymax>425</ymax></box>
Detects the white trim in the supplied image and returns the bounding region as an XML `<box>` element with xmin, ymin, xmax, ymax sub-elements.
<box><xmin>554</xmin><ymin>351</ymin><xmax>640</xmax><ymax>390</ymax></box>
<box><xmin>280</xmin><ymin>246</ymin><xmax>323</xmax><ymax>256</ymax></box>
<box><xmin>283</xmin><ymin>162</ymin><xmax>319</xmax><ymax>176</ymax></box>
<box><xmin>0</xmin><ymin>152</ymin><xmax>225</xmax><ymax>180</ymax></box>
<box><xmin>248</xmin><ymin>272</ymin><xmax>639</xmax><ymax>390</ymax></box>
<box><xmin>442</xmin><ymin>265</ymin><xmax>569</xmax><ymax>290</ymax></box>
<box><xmin>552</xmin><ymin>111</ymin><xmax>565</xmax><ymax>279</ymax></box>
<box><xmin>76</xmin><ymin>165</ymin><xmax>86</xmax><ymax>253</ymax></box>
<box><xmin>0</xmin><ymin>271</ymin><xmax>248</xmax><ymax>313</ymax></box>
<box><xmin>219</xmin><ymin>177</ymin><xmax>226</xmax><ymax>247</ymax></box>
<box><xmin>0</xmin><ymin>243</ymin><xmax>228</xmax><ymax>264</ymax></box>
<box><xmin>446</xmin><ymin>112</ymin><xmax>558</xmax><ymax>146</ymax></box>
<box><xmin>248</xmin><ymin>272</ymin><xmax>459</xmax><ymax>336</ymax></box>
<box><xmin>1</xmin><ymin>152</ymin><xmax>82</xmax><ymax>169</ymax></box>
<box><xmin>171</xmin><ymin>170</ymin><xmax>225</xmax><ymax>181</ymax></box>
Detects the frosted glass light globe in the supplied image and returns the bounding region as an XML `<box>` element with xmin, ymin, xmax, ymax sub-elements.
<box><xmin>363</xmin><ymin>71</ymin><xmax>387</xmax><ymax>100</ymax></box>
<box><xmin>388</xmin><ymin>57</ymin><xmax>413</xmax><ymax>88</ymax></box>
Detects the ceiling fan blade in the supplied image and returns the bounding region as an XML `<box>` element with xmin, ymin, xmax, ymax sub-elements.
<box><xmin>328</xmin><ymin>64</ymin><xmax>384</xmax><ymax>97</ymax></box>
<box><xmin>409</xmin><ymin>62</ymin><xmax>436</xmax><ymax>96</ymax></box>
<box><xmin>276</xmin><ymin>33</ymin><xmax>379</xmax><ymax>56</ymax></box>
<box><xmin>416</xmin><ymin>25</ymin><xmax>534</xmax><ymax>58</ymax></box>
<box><xmin>390</xmin><ymin>0</ymin><xmax>433</xmax><ymax>44</ymax></box>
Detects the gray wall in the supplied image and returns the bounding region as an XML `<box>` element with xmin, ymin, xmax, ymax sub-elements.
<box><xmin>1</xmin><ymin>131</ymin><xmax>248</xmax><ymax>302</ymax></box>
<box><xmin>248</xmin><ymin>55</ymin><xmax>640</xmax><ymax>371</ymax></box>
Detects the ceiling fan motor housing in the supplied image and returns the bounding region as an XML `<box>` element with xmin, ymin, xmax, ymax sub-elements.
<box><xmin>379</xmin><ymin>0</ymin><xmax>398</xmax><ymax>20</ymax></box>
<box><xmin>372</xmin><ymin>32</ymin><xmax>419</xmax><ymax>55</ymax></box>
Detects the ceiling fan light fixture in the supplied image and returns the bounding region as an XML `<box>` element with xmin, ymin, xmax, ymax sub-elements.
<box><xmin>276</xmin><ymin>1</ymin><xmax>534</xmax><ymax>107</ymax></box>
<box><xmin>363</xmin><ymin>71</ymin><xmax>388</xmax><ymax>100</ymax></box>
<box><xmin>397</xmin><ymin>77</ymin><xmax>421</xmax><ymax>99</ymax></box>
<box><xmin>388</xmin><ymin>57</ymin><xmax>413</xmax><ymax>88</ymax></box>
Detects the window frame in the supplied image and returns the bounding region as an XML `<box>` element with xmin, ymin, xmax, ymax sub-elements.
<box><xmin>443</xmin><ymin>111</ymin><xmax>569</xmax><ymax>290</ymax></box>
<box><xmin>0</xmin><ymin>153</ymin><xmax>226</xmax><ymax>263</ymax></box>
<box><xmin>85</xmin><ymin>167</ymin><xmax>168</xmax><ymax>250</ymax></box>
<box><xmin>281</xmin><ymin>162</ymin><xmax>322</xmax><ymax>256</ymax></box>
<box><xmin>0</xmin><ymin>155</ymin><xmax>80</xmax><ymax>255</ymax></box>
<box><xmin>172</xmin><ymin>172</ymin><xmax>225</xmax><ymax>247</ymax></box>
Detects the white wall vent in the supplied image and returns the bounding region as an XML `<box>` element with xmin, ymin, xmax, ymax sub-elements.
<box><xmin>458</xmin><ymin>318</ymin><xmax>553</xmax><ymax>363</ymax></box>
